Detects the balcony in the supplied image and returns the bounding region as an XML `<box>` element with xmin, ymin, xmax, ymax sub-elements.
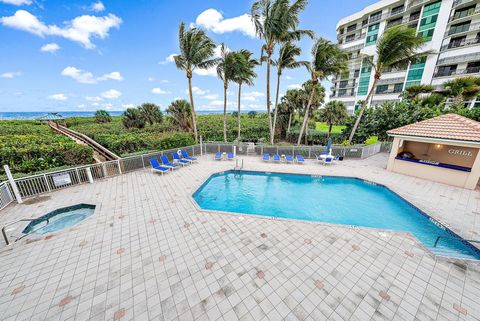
<box><xmin>388</xmin><ymin>6</ymin><xmax>406</xmax><ymax>18</ymax></box>
<box><xmin>345</xmin><ymin>33</ymin><xmax>366</xmax><ymax>43</ymax></box>
<box><xmin>449</xmin><ymin>8</ymin><xmax>480</xmax><ymax>23</ymax></box>
<box><xmin>453</xmin><ymin>0</ymin><xmax>476</xmax><ymax>8</ymax></box>
<box><xmin>440</xmin><ymin>37</ymin><xmax>480</xmax><ymax>51</ymax></box>
<box><xmin>434</xmin><ymin>67</ymin><xmax>480</xmax><ymax>77</ymax></box>
<box><xmin>437</xmin><ymin>51</ymin><xmax>480</xmax><ymax>65</ymax></box>
<box><xmin>446</xmin><ymin>22</ymin><xmax>480</xmax><ymax>36</ymax></box>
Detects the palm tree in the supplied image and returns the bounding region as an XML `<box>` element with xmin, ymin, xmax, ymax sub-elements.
<box><xmin>443</xmin><ymin>76</ymin><xmax>480</xmax><ymax>103</ymax></box>
<box><xmin>139</xmin><ymin>103</ymin><xmax>162</xmax><ymax>125</ymax></box>
<box><xmin>94</xmin><ymin>110</ymin><xmax>112</xmax><ymax>123</ymax></box>
<box><xmin>217</xmin><ymin>44</ymin><xmax>241</xmax><ymax>143</ymax></box>
<box><xmin>122</xmin><ymin>108</ymin><xmax>146</xmax><ymax>129</ymax></box>
<box><xmin>319</xmin><ymin>101</ymin><xmax>348</xmax><ymax>138</ymax></box>
<box><xmin>232</xmin><ymin>50</ymin><xmax>258</xmax><ymax>140</ymax></box>
<box><xmin>251</xmin><ymin>0</ymin><xmax>313</xmax><ymax>144</ymax></box>
<box><xmin>166</xmin><ymin>99</ymin><xmax>192</xmax><ymax>131</ymax></box>
<box><xmin>298</xmin><ymin>80</ymin><xmax>325</xmax><ymax>144</ymax></box>
<box><xmin>348</xmin><ymin>25</ymin><xmax>426</xmax><ymax>143</ymax></box>
<box><xmin>403</xmin><ymin>84</ymin><xmax>434</xmax><ymax>100</ymax></box>
<box><xmin>272</xmin><ymin>42</ymin><xmax>308</xmax><ymax>143</ymax></box>
<box><xmin>174</xmin><ymin>22</ymin><xmax>218</xmax><ymax>142</ymax></box>
<box><xmin>280</xmin><ymin>89</ymin><xmax>302</xmax><ymax>134</ymax></box>
<box><xmin>297</xmin><ymin>38</ymin><xmax>348</xmax><ymax>145</ymax></box>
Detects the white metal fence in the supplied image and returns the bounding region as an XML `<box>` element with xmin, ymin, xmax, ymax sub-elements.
<box><xmin>0</xmin><ymin>142</ymin><xmax>386</xmax><ymax>208</ymax></box>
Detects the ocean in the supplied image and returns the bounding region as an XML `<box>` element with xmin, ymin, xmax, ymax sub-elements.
<box><xmin>0</xmin><ymin>110</ymin><xmax>253</xmax><ymax>120</ymax></box>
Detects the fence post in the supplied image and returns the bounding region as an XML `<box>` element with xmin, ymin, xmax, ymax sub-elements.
<box><xmin>233</xmin><ymin>145</ymin><xmax>236</xmax><ymax>157</ymax></box>
<box><xmin>200</xmin><ymin>136</ymin><xmax>203</xmax><ymax>156</ymax></box>
<box><xmin>3</xmin><ymin>165</ymin><xmax>22</xmax><ymax>204</ymax></box>
<box><xmin>86</xmin><ymin>167</ymin><xmax>94</xmax><ymax>184</ymax></box>
<box><xmin>117</xmin><ymin>160</ymin><xmax>122</xmax><ymax>175</ymax></box>
<box><xmin>43</xmin><ymin>174</ymin><xmax>51</xmax><ymax>192</ymax></box>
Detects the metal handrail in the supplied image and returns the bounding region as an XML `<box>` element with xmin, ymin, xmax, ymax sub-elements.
<box><xmin>2</xmin><ymin>218</ymin><xmax>49</xmax><ymax>245</ymax></box>
<box><xmin>433</xmin><ymin>235</ymin><xmax>480</xmax><ymax>248</ymax></box>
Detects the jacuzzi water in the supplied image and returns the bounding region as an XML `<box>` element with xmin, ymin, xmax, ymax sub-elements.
<box><xmin>193</xmin><ymin>171</ymin><xmax>480</xmax><ymax>260</ymax></box>
<box><xmin>23</xmin><ymin>204</ymin><xmax>96</xmax><ymax>235</ymax></box>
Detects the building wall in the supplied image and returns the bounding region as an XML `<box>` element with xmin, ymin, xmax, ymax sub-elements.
<box><xmin>333</xmin><ymin>0</ymin><xmax>480</xmax><ymax>113</ymax></box>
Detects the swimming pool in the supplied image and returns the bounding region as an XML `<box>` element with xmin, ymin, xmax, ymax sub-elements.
<box><xmin>23</xmin><ymin>204</ymin><xmax>96</xmax><ymax>235</ymax></box>
<box><xmin>193</xmin><ymin>171</ymin><xmax>480</xmax><ymax>260</ymax></box>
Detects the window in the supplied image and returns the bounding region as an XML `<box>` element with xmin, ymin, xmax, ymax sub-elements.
<box><xmin>407</xmin><ymin>68</ymin><xmax>424</xmax><ymax>81</ymax></box>
<box><xmin>418</xmin><ymin>29</ymin><xmax>435</xmax><ymax>41</ymax></box>
<box><xmin>362</xmin><ymin>19</ymin><xmax>368</xmax><ymax>26</ymax></box>
<box><xmin>466</xmin><ymin>61</ymin><xmax>480</xmax><ymax>74</ymax></box>
<box><xmin>410</xmin><ymin>11</ymin><xmax>421</xmax><ymax>21</ymax></box>
<box><xmin>376</xmin><ymin>85</ymin><xmax>389</xmax><ymax>94</ymax></box>
<box><xmin>453</xmin><ymin>6</ymin><xmax>476</xmax><ymax>21</ymax></box>
<box><xmin>449</xmin><ymin>21</ymin><xmax>471</xmax><ymax>35</ymax></box>
<box><xmin>436</xmin><ymin>65</ymin><xmax>457</xmax><ymax>77</ymax></box>
<box><xmin>419</xmin><ymin>15</ymin><xmax>438</xmax><ymax>31</ymax></box>
<box><xmin>422</xmin><ymin>1</ymin><xmax>442</xmax><ymax>17</ymax></box>
<box><xmin>387</xmin><ymin>17</ymin><xmax>402</xmax><ymax>28</ymax></box>
<box><xmin>366</xmin><ymin>34</ymin><xmax>378</xmax><ymax>45</ymax></box>
<box><xmin>359</xmin><ymin>77</ymin><xmax>370</xmax><ymax>86</ymax></box>
<box><xmin>339</xmin><ymin>89</ymin><xmax>347</xmax><ymax>96</ymax></box>
<box><xmin>368</xmin><ymin>23</ymin><xmax>380</xmax><ymax>32</ymax></box>
<box><xmin>369</xmin><ymin>11</ymin><xmax>382</xmax><ymax>23</ymax></box>
<box><xmin>346</xmin><ymin>34</ymin><xmax>356</xmax><ymax>42</ymax></box>
<box><xmin>448</xmin><ymin>36</ymin><xmax>466</xmax><ymax>49</ymax></box>
<box><xmin>339</xmin><ymin>28</ymin><xmax>344</xmax><ymax>35</ymax></box>
<box><xmin>391</xmin><ymin>5</ymin><xmax>404</xmax><ymax>15</ymax></box>
<box><xmin>358</xmin><ymin>86</ymin><xmax>369</xmax><ymax>95</ymax></box>
<box><xmin>339</xmin><ymin>81</ymin><xmax>348</xmax><ymax>88</ymax></box>
<box><xmin>393</xmin><ymin>83</ymin><xmax>404</xmax><ymax>93</ymax></box>
<box><xmin>354</xmin><ymin>69</ymin><xmax>360</xmax><ymax>78</ymax></box>
<box><xmin>346</xmin><ymin>24</ymin><xmax>357</xmax><ymax>32</ymax></box>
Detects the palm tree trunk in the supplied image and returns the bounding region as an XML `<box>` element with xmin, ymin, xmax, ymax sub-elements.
<box><xmin>237</xmin><ymin>83</ymin><xmax>242</xmax><ymax>140</ymax></box>
<box><xmin>271</xmin><ymin>71</ymin><xmax>281</xmax><ymax>145</ymax></box>
<box><xmin>223</xmin><ymin>84</ymin><xmax>228</xmax><ymax>143</ymax></box>
<box><xmin>297</xmin><ymin>86</ymin><xmax>316</xmax><ymax>146</ymax></box>
<box><xmin>348</xmin><ymin>77</ymin><xmax>379</xmax><ymax>143</ymax></box>
<box><xmin>327</xmin><ymin>124</ymin><xmax>332</xmax><ymax>139</ymax></box>
<box><xmin>187</xmin><ymin>76</ymin><xmax>198</xmax><ymax>142</ymax></box>
<box><xmin>266</xmin><ymin>54</ymin><xmax>273</xmax><ymax>144</ymax></box>
<box><xmin>287</xmin><ymin>113</ymin><xmax>292</xmax><ymax>134</ymax></box>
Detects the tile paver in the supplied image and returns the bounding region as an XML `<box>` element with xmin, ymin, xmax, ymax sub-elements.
<box><xmin>0</xmin><ymin>153</ymin><xmax>479</xmax><ymax>320</ymax></box>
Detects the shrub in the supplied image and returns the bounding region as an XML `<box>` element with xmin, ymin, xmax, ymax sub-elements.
<box><xmin>122</xmin><ymin>108</ymin><xmax>146</xmax><ymax>129</ymax></box>
<box><xmin>94</xmin><ymin>110</ymin><xmax>112</xmax><ymax>123</ymax></box>
<box><xmin>365</xmin><ymin>136</ymin><xmax>378</xmax><ymax>145</ymax></box>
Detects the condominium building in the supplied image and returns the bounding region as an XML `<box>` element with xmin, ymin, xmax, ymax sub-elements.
<box><xmin>332</xmin><ymin>0</ymin><xmax>480</xmax><ymax>114</ymax></box>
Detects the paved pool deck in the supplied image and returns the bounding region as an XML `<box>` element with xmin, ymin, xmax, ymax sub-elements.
<box><xmin>0</xmin><ymin>153</ymin><xmax>479</xmax><ymax>321</ymax></box>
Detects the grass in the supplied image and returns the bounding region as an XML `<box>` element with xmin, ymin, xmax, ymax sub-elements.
<box><xmin>315</xmin><ymin>122</ymin><xmax>346</xmax><ymax>134</ymax></box>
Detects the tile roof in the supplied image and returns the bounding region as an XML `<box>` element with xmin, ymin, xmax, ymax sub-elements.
<box><xmin>387</xmin><ymin>113</ymin><xmax>480</xmax><ymax>142</ymax></box>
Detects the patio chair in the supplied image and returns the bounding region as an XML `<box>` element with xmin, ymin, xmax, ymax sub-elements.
<box><xmin>285</xmin><ymin>155</ymin><xmax>294</xmax><ymax>163</ymax></box>
<box><xmin>149</xmin><ymin>158</ymin><xmax>170</xmax><ymax>175</ymax></box>
<box><xmin>262</xmin><ymin>153</ymin><xmax>270</xmax><ymax>162</ymax></box>
<box><xmin>324</xmin><ymin>156</ymin><xmax>333</xmax><ymax>165</ymax></box>
<box><xmin>160</xmin><ymin>155</ymin><xmax>180</xmax><ymax>170</ymax></box>
<box><xmin>181</xmin><ymin>150</ymin><xmax>198</xmax><ymax>162</ymax></box>
<box><xmin>273</xmin><ymin>154</ymin><xmax>281</xmax><ymax>162</ymax></box>
<box><xmin>295</xmin><ymin>155</ymin><xmax>305</xmax><ymax>164</ymax></box>
<box><xmin>227</xmin><ymin>152</ymin><xmax>235</xmax><ymax>160</ymax></box>
<box><xmin>172</xmin><ymin>153</ymin><xmax>190</xmax><ymax>165</ymax></box>
<box><xmin>215</xmin><ymin>152</ymin><xmax>222</xmax><ymax>161</ymax></box>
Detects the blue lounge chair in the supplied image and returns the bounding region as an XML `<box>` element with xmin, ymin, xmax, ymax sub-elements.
<box><xmin>160</xmin><ymin>155</ymin><xmax>180</xmax><ymax>169</ymax></box>
<box><xmin>273</xmin><ymin>154</ymin><xmax>281</xmax><ymax>162</ymax></box>
<box><xmin>324</xmin><ymin>156</ymin><xmax>333</xmax><ymax>165</ymax></box>
<box><xmin>181</xmin><ymin>150</ymin><xmax>197</xmax><ymax>162</ymax></box>
<box><xmin>172</xmin><ymin>153</ymin><xmax>190</xmax><ymax>165</ymax></box>
<box><xmin>149</xmin><ymin>158</ymin><xmax>170</xmax><ymax>175</ymax></box>
<box><xmin>215</xmin><ymin>152</ymin><xmax>222</xmax><ymax>161</ymax></box>
<box><xmin>296</xmin><ymin>155</ymin><xmax>305</xmax><ymax>164</ymax></box>
<box><xmin>263</xmin><ymin>154</ymin><xmax>270</xmax><ymax>162</ymax></box>
<box><xmin>227</xmin><ymin>152</ymin><xmax>234</xmax><ymax>160</ymax></box>
<box><xmin>285</xmin><ymin>155</ymin><xmax>294</xmax><ymax>163</ymax></box>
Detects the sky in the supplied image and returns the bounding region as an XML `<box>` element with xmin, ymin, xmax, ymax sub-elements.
<box><xmin>0</xmin><ymin>0</ymin><xmax>377</xmax><ymax>112</ymax></box>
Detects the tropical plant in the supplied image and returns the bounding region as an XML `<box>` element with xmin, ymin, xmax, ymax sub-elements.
<box><xmin>139</xmin><ymin>103</ymin><xmax>163</xmax><ymax>125</ymax></box>
<box><xmin>217</xmin><ymin>44</ymin><xmax>241</xmax><ymax>143</ymax></box>
<box><xmin>272</xmin><ymin>42</ymin><xmax>308</xmax><ymax>143</ymax></box>
<box><xmin>94</xmin><ymin>110</ymin><xmax>112</xmax><ymax>123</ymax></box>
<box><xmin>232</xmin><ymin>49</ymin><xmax>258</xmax><ymax>140</ymax></box>
<box><xmin>442</xmin><ymin>76</ymin><xmax>480</xmax><ymax>103</ymax></box>
<box><xmin>297</xmin><ymin>38</ymin><xmax>348</xmax><ymax>145</ymax></box>
<box><xmin>122</xmin><ymin>108</ymin><xmax>146</xmax><ymax>129</ymax></box>
<box><xmin>402</xmin><ymin>84</ymin><xmax>434</xmax><ymax>99</ymax></box>
<box><xmin>348</xmin><ymin>25</ymin><xmax>426</xmax><ymax>143</ymax></box>
<box><xmin>166</xmin><ymin>99</ymin><xmax>193</xmax><ymax>131</ymax></box>
<box><xmin>319</xmin><ymin>101</ymin><xmax>348</xmax><ymax>138</ymax></box>
<box><xmin>174</xmin><ymin>22</ymin><xmax>218</xmax><ymax>142</ymax></box>
<box><xmin>248</xmin><ymin>111</ymin><xmax>258</xmax><ymax>118</ymax></box>
<box><xmin>297</xmin><ymin>80</ymin><xmax>325</xmax><ymax>144</ymax></box>
<box><xmin>251</xmin><ymin>0</ymin><xmax>314</xmax><ymax>144</ymax></box>
<box><xmin>280</xmin><ymin>89</ymin><xmax>303</xmax><ymax>134</ymax></box>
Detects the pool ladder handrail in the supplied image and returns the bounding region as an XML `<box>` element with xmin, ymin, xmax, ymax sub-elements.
<box><xmin>234</xmin><ymin>159</ymin><xmax>244</xmax><ymax>171</ymax></box>
<box><xmin>1</xmin><ymin>218</ymin><xmax>50</xmax><ymax>246</ymax></box>
<box><xmin>433</xmin><ymin>235</ymin><xmax>480</xmax><ymax>248</ymax></box>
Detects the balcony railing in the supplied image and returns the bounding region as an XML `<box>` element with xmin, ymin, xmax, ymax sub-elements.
<box><xmin>449</xmin><ymin>8</ymin><xmax>480</xmax><ymax>22</ymax></box>
<box><xmin>446</xmin><ymin>22</ymin><xmax>480</xmax><ymax>36</ymax></box>
<box><xmin>345</xmin><ymin>33</ymin><xmax>366</xmax><ymax>43</ymax></box>
<box><xmin>453</xmin><ymin>0</ymin><xmax>476</xmax><ymax>8</ymax></box>
<box><xmin>440</xmin><ymin>37</ymin><xmax>480</xmax><ymax>51</ymax></box>
<box><xmin>437</xmin><ymin>51</ymin><xmax>480</xmax><ymax>65</ymax></box>
<box><xmin>388</xmin><ymin>7</ymin><xmax>406</xmax><ymax>17</ymax></box>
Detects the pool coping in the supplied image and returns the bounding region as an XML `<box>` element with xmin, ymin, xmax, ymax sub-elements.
<box><xmin>189</xmin><ymin>169</ymin><xmax>480</xmax><ymax>263</ymax></box>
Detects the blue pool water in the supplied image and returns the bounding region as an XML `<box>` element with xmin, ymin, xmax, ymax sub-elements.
<box><xmin>194</xmin><ymin>171</ymin><xmax>480</xmax><ymax>260</ymax></box>
<box><xmin>23</xmin><ymin>204</ymin><xmax>96</xmax><ymax>235</ymax></box>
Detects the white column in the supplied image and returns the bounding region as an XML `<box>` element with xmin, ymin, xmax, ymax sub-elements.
<box><xmin>3</xmin><ymin>165</ymin><xmax>22</xmax><ymax>204</ymax></box>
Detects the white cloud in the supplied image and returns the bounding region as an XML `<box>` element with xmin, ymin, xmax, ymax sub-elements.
<box><xmin>287</xmin><ymin>84</ymin><xmax>302</xmax><ymax>89</ymax></box>
<box><xmin>285</xmin><ymin>76</ymin><xmax>293</xmax><ymax>80</ymax></box>
<box><xmin>101</xmin><ymin>102</ymin><xmax>113</xmax><ymax>109</ymax></box>
<box><xmin>147</xmin><ymin>77</ymin><xmax>155</xmax><ymax>81</ymax></box>
<box><xmin>101</xmin><ymin>89</ymin><xmax>122</xmax><ymax>99</ymax></box>
<box><xmin>241</xmin><ymin>91</ymin><xmax>264</xmax><ymax>101</ymax></box>
<box><xmin>61</xmin><ymin>66</ymin><xmax>123</xmax><ymax>84</ymax></box>
<box><xmin>159</xmin><ymin>53</ymin><xmax>176</xmax><ymax>65</ymax></box>
<box><xmin>77</xmin><ymin>104</ymin><xmax>86</xmax><ymax>108</ymax></box>
<box><xmin>0</xmin><ymin>71</ymin><xmax>21</xmax><ymax>78</ymax></box>
<box><xmin>192</xmin><ymin>45</ymin><xmax>224</xmax><ymax>77</ymax></box>
<box><xmin>85</xmin><ymin>96</ymin><xmax>103</xmax><ymax>102</ymax></box>
<box><xmin>152</xmin><ymin>87</ymin><xmax>169</xmax><ymax>94</ymax></box>
<box><xmin>0</xmin><ymin>10</ymin><xmax>122</xmax><ymax>49</ymax></box>
<box><xmin>48</xmin><ymin>93</ymin><xmax>68</xmax><ymax>101</ymax></box>
<box><xmin>90</xmin><ymin>1</ymin><xmax>105</xmax><ymax>12</ymax></box>
<box><xmin>187</xmin><ymin>86</ymin><xmax>209</xmax><ymax>95</ymax></box>
<box><xmin>203</xmin><ymin>94</ymin><xmax>218</xmax><ymax>100</ymax></box>
<box><xmin>0</xmin><ymin>0</ymin><xmax>31</xmax><ymax>5</ymax></box>
<box><xmin>193</xmin><ymin>9</ymin><xmax>255</xmax><ymax>37</ymax></box>
<box><xmin>40</xmin><ymin>43</ymin><xmax>60</xmax><ymax>53</ymax></box>
<box><xmin>122</xmin><ymin>103</ymin><xmax>134</xmax><ymax>109</ymax></box>
<box><xmin>161</xmin><ymin>79</ymin><xmax>169</xmax><ymax>83</ymax></box>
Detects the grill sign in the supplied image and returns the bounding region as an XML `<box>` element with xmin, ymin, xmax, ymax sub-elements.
<box><xmin>448</xmin><ymin>149</ymin><xmax>473</xmax><ymax>157</ymax></box>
